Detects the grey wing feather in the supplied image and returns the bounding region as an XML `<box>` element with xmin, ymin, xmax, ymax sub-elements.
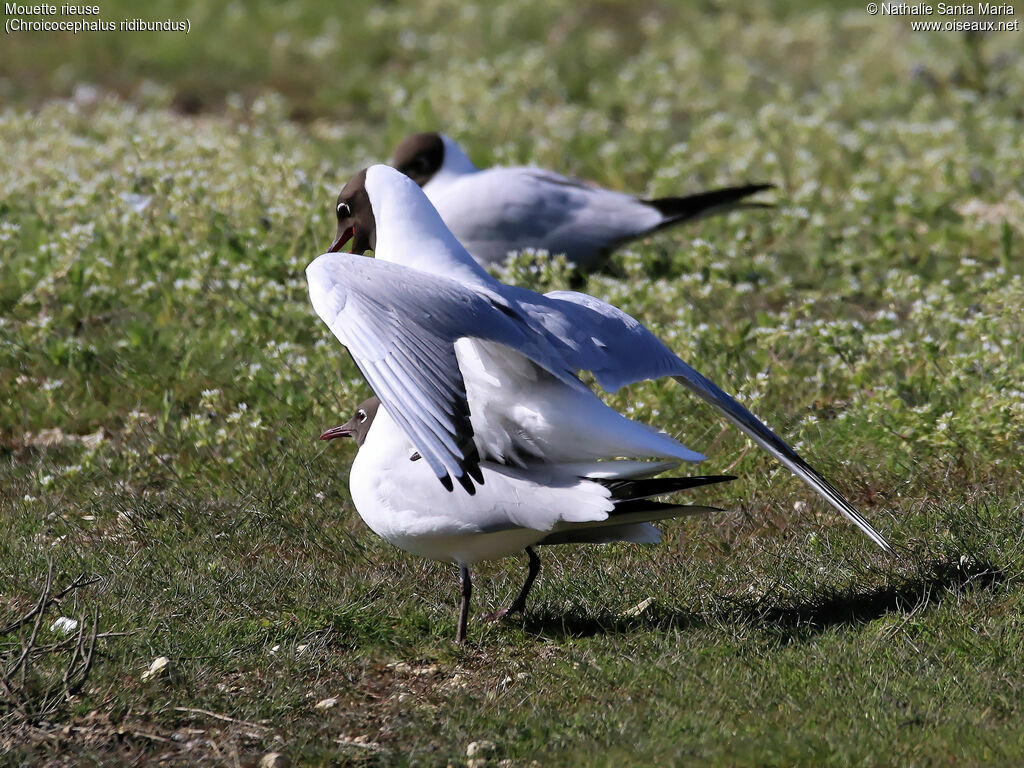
<box><xmin>522</xmin><ymin>289</ymin><xmax>685</xmax><ymax>392</ymax></box>
<box><xmin>306</xmin><ymin>253</ymin><xmax>581</xmax><ymax>490</ymax></box>
<box><xmin>483</xmin><ymin>170</ymin><xmax>595</xmax><ymax>242</ymax></box>
<box><xmin>525</xmin><ymin>290</ymin><xmax>894</xmax><ymax>552</ymax></box>
<box><xmin>437</xmin><ymin>168</ymin><xmax>656</xmax><ymax>265</ymax></box>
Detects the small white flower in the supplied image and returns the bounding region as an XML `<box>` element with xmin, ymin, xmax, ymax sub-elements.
<box><xmin>120</xmin><ymin>192</ymin><xmax>152</xmax><ymax>213</ymax></box>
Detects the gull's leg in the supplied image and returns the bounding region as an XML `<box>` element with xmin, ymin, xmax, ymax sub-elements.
<box><xmin>505</xmin><ymin>546</ymin><xmax>541</xmax><ymax>615</ymax></box>
<box><xmin>456</xmin><ymin>563</ymin><xmax>472</xmax><ymax>643</ymax></box>
<box><xmin>485</xmin><ymin>547</ymin><xmax>541</xmax><ymax>621</ymax></box>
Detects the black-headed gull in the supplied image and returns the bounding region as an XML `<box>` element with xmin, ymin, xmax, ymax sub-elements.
<box><xmin>388</xmin><ymin>132</ymin><xmax>772</xmax><ymax>268</ymax></box>
<box><xmin>321</xmin><ymin>396</ymin><xmax>733</xmax><ymax>641</ymax></box>
<box><xmin>309</xmin><ymin>165</ymin><xmax>893</xmax><ymax>639</ymax></box>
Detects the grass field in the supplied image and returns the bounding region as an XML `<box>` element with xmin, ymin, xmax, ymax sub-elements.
<box><xmin>2</xmin><ymin>1</ymin><xmax>1024</xmax><ymax>765</ymax></box>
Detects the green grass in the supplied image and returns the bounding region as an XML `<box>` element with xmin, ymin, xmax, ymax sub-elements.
<box><xmin>2</xmin><ymin>1</ymin><xmax>1024</xmax><ymax>765</ymax></box>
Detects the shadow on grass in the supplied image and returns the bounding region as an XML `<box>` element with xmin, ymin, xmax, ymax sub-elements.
<box><xmin>520</xmin><ymin>556</ymin><xmax>1005</xmax><ymax>642</ymax></box>
<box><xmin>752</xmin><ymin>556</ymin><xmax>1005</xmax><ymax>645</ymax></box>
<box><xmin>520</xmin><ymin>606</ymin><xmax>704</xmax><ymax>640</ymax></box>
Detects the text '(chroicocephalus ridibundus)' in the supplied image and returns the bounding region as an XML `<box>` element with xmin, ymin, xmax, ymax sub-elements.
<box><xmin>321</xmin><ymin>396</ymin><xmax>734</xmax><ymax>641</ymax></box>
<box><xmin>308</xmin><ymin>165</ymin><xmax>893</xmax><ymax>638</ymax></box>
<box><xmin>388</xmin><ymin>132</ymin><xmax>772</xmax><ymax>269</ymax></box>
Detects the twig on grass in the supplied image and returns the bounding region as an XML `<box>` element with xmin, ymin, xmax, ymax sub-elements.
<box><xmin>0</xmin><ymin>562</ymin><xmax>100</xmax><ymax>636</ymax></box>
<box><xmin>0</xmin><ymin>558</ymin><xmax>101</xmax><ymax>723</ymax></box>
<box><xmin>172</xmin><ymin>706</ymin><xmax>270</xmax><ymax>731</ymax></box>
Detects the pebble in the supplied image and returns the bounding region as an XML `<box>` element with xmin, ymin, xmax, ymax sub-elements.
<box><xmin>620</xmin><ymin>597</ymin><xmax>655</xmax><ymax>617</ymax></box>
<box><xmin>467</xmin><ymin>740</ymin><xmax>497</xmax><ymax>757</ymax></box>
<box><xmin>141</xmin><ymin>656</ymin><xmax>173</xmax><ymax>681</ymax></box>
<box><xmin>50</xmin><ymin>616</ymin><xmax>79</xmax><ymax>635</ymax></box>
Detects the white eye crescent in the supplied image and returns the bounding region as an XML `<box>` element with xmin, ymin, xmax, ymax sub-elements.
<box><xmin>357</xmin><ymin>409</ymin><xmax>367</xmax><ymax>423</ymax></box>
<box><xmin>337</xmin><ymin>202</ymin><xmax>351</xmax><ymax>218</ymax></box>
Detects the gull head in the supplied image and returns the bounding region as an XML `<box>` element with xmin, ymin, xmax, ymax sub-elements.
<box><xmin>324</xmin><ymin>165</ymin><xmax>494</xmax><ymax>284</ymax></box>
<box><xmin>328</xmin><ymin>168</ymin><xmax>376</xmax><ymax>254</ymax></box>
<box><xmin>319</xmin><ymin>396</ymin><xmax>380</xmax><ymax>447</ymax></box>
<box><xmin>390</xmin><ymin>132</ymin><xmax>445</xmax><ymax>186</ymax></box>
<box><xmin>327</xmin><ymin>165</ymin><xmax>431</xmax><ymax>255</ymax></box>
<box><xmin>390</xmin><ymin>132</ymin><xmax>477</xmax><ymax>190</ymax></box>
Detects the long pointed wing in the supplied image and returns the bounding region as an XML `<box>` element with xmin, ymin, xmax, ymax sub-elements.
<box><xmin>526</xmin><ymin>290</ymin><xmax>894</xmax><ymax>553</ymax></box>
<box><xmin>306</xmin><ymin>252</ymin><xmax>580</xmax><ymax>492</ymax></box>
<box><xmin>670</xmin><ymin>365</ymin><xmax>893</xmax><ymax>553</ymax></box>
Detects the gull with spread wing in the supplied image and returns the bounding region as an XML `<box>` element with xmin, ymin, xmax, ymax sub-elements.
<box><xmin>308</xmin><ymin>165</ymin><xmax>893</xmax><ymax>641</ymax></box>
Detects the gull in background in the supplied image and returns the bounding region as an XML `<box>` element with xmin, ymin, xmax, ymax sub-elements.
<box><xmin>308</xmin><ymin>165</ymin><xmax>893</xmax><ymax>640</ymax></box>
<box><xmin>389</xmin><ymin>132</ymin><xmax>772</xmax><ymax>269</ymax></box>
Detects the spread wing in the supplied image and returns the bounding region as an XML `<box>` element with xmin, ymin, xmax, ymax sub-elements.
<box><xmin>306</xmin><ymin>252</ymin><xmax>581</xmax><ymax>492</ymax></box>
<box><xmin>307</xmin><ymin>254</ymin><xmax>891</xmax><ymax>552</ymax></box>
<box><xmin>520</xmin><ymin>289</ymin><xmax>895</xmax><ymax>553</ymax></box>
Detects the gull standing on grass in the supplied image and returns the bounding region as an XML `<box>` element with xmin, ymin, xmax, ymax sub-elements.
<box><xmin>321</xmin><ymin>395</ymin><xmax>735</xmax><ymax>641</ymax></box>
<box><xmin>307</xmin><ymin>165</ymin><xmax>893</xmax><ymax>641</ymax></box>
<box><xmin>389</xmin><ymin>132</ymin><xmax>773</xmax><ymax>269</ymax></box>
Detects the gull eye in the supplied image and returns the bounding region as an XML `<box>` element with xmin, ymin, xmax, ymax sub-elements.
<box><xmin>357</xmin><ymin>409</ymin><xmax>367</xmax><ymax>423</ymax></box>
<box><xmin>336</xmin><ymin>202</ymin><xmax>351</xmax><ymax>218</ymax></box>
<box><xmin>411</xmin><ymin>156</ymin><xmax>430</xmax><ymax>173</ymax></box>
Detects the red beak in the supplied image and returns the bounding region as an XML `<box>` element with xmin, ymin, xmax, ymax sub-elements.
<box><xmin>328</xmin><ymin>226</ymin><xmax>355</xmax><ymax>254</ymax></box>
<box><xmin>319</xmin><ymin>424</ymin><xmax>353</xmax><ymax>441</ymax></box>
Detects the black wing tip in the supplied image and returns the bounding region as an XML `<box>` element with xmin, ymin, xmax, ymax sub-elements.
<box><xmin>453</xmin><ymin>442</ymin><xmax>486</xmax><ymax>494</ymax></box>
<box><xmin>456</xmin><ymin>471</ymin><xmax>477</xmax><ymax>495</ymax></box>
<box><xmin>595</xmin><ymin>473</ymin><xmax>738</xmax><ymax>501</ymax></box>
<box><xmin>610</xmin><ymin>498</ymin><xmax>726</xmax><ymax>516</ymax></box>
<box><xmin>440</xmin><ymin>465</ymin><xmax>484</xmax><ymax>496</ymax></box>
<box><xmin>687</xmin><ymin>474</ymin><xmax>737</xmax><ymax>486</ymax></box>
<box><xmin>649</xmin><ymin>474</ymin><xmax>737</xmax><ymax>492</ymax></box>
<box><xmin>643</xmin><ymin>183</ymin><xmax>775</xmax><ymax>225</ymax></box>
